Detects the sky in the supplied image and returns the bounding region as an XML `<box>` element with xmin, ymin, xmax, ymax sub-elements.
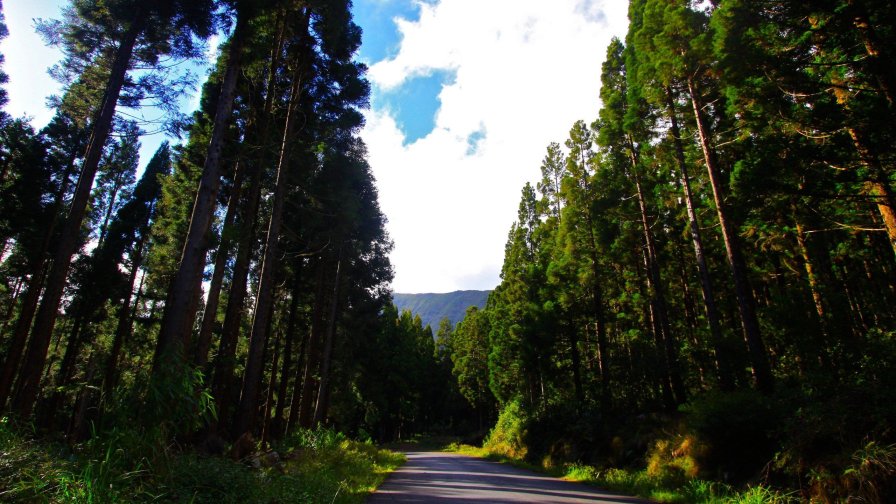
<box><xmin>1</xmin><ymin>0</ymin><xmax>630</xmax><ymax>294</ymax></box>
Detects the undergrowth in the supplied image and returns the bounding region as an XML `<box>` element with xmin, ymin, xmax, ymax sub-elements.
<box><xmin>0</xmin><ymin>418</ymin><xmax>403</xmax><ymax>503</ymax></box>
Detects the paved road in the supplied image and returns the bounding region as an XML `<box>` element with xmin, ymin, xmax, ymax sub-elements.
<box><xmin>367</xmin><ymin>451</ymin><xmax>650</xmax><ymax>503</ymax></box>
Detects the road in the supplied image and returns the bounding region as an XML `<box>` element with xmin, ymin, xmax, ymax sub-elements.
<box><xmin>366</xmin><ymin>451</ymin><xmax>650</xmax><ymax>503</ymax></box>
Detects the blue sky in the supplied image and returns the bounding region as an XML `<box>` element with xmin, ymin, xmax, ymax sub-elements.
<box><xmin>1</xmin><ymin>0</ymin><xmax>630</xmax><ymax>293</ymax></box>
<box><xmin>354</xmin><ymin>0</ymin><xmax>453</xmax><ymax>145</ymax></box>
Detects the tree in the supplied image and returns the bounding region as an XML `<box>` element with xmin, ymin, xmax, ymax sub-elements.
<box><xmin>632</xmin><ymin>0</ymin><xmax>773</xmax><ymax>393</ymax></box>
<box><xmin>451</xmin><ymin>306</ymin><xmax>495</xmax><ymax>425</ymax></box>
<box><xmin>12</xmin><ymin>0</ymin><xmax>215</xmax><ymax>418</ymax></box>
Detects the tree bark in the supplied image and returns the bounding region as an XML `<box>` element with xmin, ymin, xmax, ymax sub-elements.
<box><xmin>313</xmin><ymin>247</ymin><xmax>343</xmax><ymax>426</ymax></box>
<box><xmin>154</xmin><ymin>12</ymin><xmax>250</xmax><ymax>377</ymax></box>
<box><xmin>103</xmin><ymin>246</ymin><xmax>145</xmax><ymax>402</ymax></box>
<box><xmin>847</xmin><ymin>127</ymin><xmax>896</xmax><ymax>256</ymax></box>
<box><xmin>665</xmin><ymin>86</ymin><xmax>734</xmax><ymax>390</ymax></box>
<box><xmin>194</xmin><ymin>162</ymin><xmax>243</xmax><ymax>369</ymax></box>
<box><xmin>233</xmin><ymin>65</ymin><xmax>304</xmax><ymax>437</ymax></box>
<box><xmin>273</xmin><ymin>261</ymin><xmax>302</xmax><ymax>438</ymax></box>
<box><xmin>299</xmin><ymin>265</ymin><xmax>327</xmax><ymax>428</ymax></box>
<box><xmin>687</xmin><ymin>77</ymin><xmax>773</xmax><ymax>394</ymax></box>
<box><xmin>211</xmin><ymin>11</ymin><xmax>286</xmax><ymax>431</ymax></box>
<box><xmin>627</xmin><ymin>136</ymin><xmax>686</xmax><ymax>404</ymax></box>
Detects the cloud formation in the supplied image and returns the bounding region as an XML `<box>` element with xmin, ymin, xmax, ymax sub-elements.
<box><xmin>363</xmin><ymin>0</ymin><xmax>629</xmax><ymax>293</ymax></box>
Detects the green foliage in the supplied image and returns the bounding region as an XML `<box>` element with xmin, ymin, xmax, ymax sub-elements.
<box><xmin>0</xmin><ymin>420</ymin><xmax>403</xmax><ymax>503</ymax></box>
<box><xmin>145</xmin><ymin>353</ymin><xmax>217</xmax><ymax>438</ymax></box>
<box><xmin>451</xmin><ymin>306</ymin><xmax>495</xmax><ymax>412</ymax></box>
<box><xmin>483</xmin><ymin>400</ymin><xmax>528</xmax><ymax>459</ymax></box>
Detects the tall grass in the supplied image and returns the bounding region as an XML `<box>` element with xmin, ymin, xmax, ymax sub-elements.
<box><xmin>0</xmin><ymin>419</ymin><xmax>403</xmax><ymax>503</ymax></box>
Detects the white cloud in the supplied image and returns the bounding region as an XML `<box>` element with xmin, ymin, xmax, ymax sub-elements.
<box><xmin>363</xmin><ymin>0</ymin><xmax>628</xmax><ymax>293</ymax></box>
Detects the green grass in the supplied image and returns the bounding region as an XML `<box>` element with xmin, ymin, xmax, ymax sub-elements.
<box><xmin>0</xmin><ymin>419</ymin><xmax>404</xmax><ymax>503</ymax></box>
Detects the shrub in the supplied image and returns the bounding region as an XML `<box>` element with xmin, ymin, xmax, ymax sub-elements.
<box><xmin>483</xmin><ymin>400</ymin><xmax>528</xmax><ymax>459</ymax></box>
<box><xmin>646</xmin><ymin>434</ymin><xmax>707</xmax><ymax>487</ymax></box>
<box><xmin>840</xmin><ymin>441</ymin><xmax>896</xmax><ymax>503</ymax></box>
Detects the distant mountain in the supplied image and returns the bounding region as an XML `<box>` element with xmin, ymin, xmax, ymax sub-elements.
<box><xmin>393</xmin><ymin>290</ymin><xmax>491</xmax><ymax>331</ymax></box>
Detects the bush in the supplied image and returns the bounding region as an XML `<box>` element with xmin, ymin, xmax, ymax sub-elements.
<box><xmin>646</xmin><ymin>434</ymin><xmax>707</xmax><ymax>487</ymax></box>
<box><xmin>483</xmin><ymin>400</ymin><xmax>528</xmax><ymax>459</ymax></box>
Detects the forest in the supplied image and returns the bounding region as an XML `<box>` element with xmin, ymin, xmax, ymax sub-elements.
<box><xmin>0</xmin><ymin>0</ymin><xmax>894</xmax><ymax>502</ymax></box>
<box><xmin>0</xmin><ymin>0</ymin><xmax>466</xmax><ymax>500</ymax></box>
<box><xmin>442</xmin><ymin>0</ymin><xmax>896</xmax><ymax>501</ymax></box>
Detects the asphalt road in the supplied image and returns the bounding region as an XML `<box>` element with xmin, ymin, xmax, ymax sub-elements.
<box><xmin>366</xmin><ymin>451</ymin><xmax>650</xmax><ymax>503</ymax></box>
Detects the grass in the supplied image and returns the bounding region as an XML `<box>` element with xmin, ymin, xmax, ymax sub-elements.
<box><xmin>0</xmin><ymin>419</ymin><xmax>404</xmax><ymax>503</ymax></box>
<box><xmin>445</xmin><ymin>442</ymin><xmax>797</xmax><ymax>504</ymax></box>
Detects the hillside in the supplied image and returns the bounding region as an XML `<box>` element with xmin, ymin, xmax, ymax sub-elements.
<box><xmin>393</xmin><ymin>290</ymin><xmax>491</xmax><ymax>331</ymax></box>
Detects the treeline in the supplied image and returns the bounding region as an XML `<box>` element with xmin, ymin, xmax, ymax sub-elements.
<box><xmin>446</xmin><ymin>0</ymin><xmax>896</xmax><ymax>498</ymax></box>
<box><xmin>0</xmin><ymin>0</ymin><xmax>445</xmax><ymax>447</ymax></box>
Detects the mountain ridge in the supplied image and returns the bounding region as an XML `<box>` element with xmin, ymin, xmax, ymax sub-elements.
<box><xmin>393</xmin><ymin>290</ymin><xmax>491</xmax><ymax>331</ymax></box>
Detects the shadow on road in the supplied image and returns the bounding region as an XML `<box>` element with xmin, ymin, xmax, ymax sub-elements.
<box><xmin>367</xmin><ymin>452</ymin><xmax>650</xmax><ymax>503</ymax></box>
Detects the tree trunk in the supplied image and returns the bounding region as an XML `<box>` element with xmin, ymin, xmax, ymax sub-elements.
<box><xmin>687</xmin><ymin>78</ymin><xmax>773</xmax><ymax>394</ymax></box>
<box><xmin>154</xmin><ymin>12</ymin><xmax>250</xmax><ymax>377</ymax></box>
<box><xmin>211</xmin><ymin>11</ymin><xmax>285</xmax><ymax>432</ymax></box>
<box><xmin>11</xmin><ymin>14</ymin><xmax>145</xmax><ymax>418</ymax></box>
<box><xmin>665</xmin><ymin>87</ymin><xmax>733</xmax><ymax>391</ymax></box>
<box><xmin>847</xmin><ymin>127</ymin><xmax>896</xmax><ymax>256</ymax></box>
<box><xmin>847</xmin><ymin>0</ymin><xmax>895</xmax><ymax>107</ymax></box>
<box><xmin>639</xmin><ymin>246</ymin><xmax>675</xmax><ymax>409</ymax></box>
<box><xmin>233</xmin><ymin>67</ymin><xmax>304</xmax><ymax>437</ymax></box>
<box><xmin>273</xmin><ymin>261</ymin><xmax>302</xmax><ymax>438</ymax></box>
<box><xmin>575</xmin><ymin>149</ymin><xmax>611</xmax><ymax>409</ymax></box>
<box><xmin>103</xmin><ymin>246</ymin><xmax>145</xmax><ymax>402</ymax></box>
<box><xmin>67</xmin><ymin>351</ymin><xmax>99</xmax><ymax>442</ymax></box>
<box><xmin>569</xmin><ymin>323</ymin><xmax>584</xmax><ymax>404</ymax></box>
<box><xmin>286</xmin><ymin>324</ymin><xmax>309</xmax><ymax>435</ymax></box>
<box><xmin>792</xmin><ymin>207</ymin><xmax>834</xmax><ymax>363</ymax></box>
<box><xmin>299</xmin><ymin>265</ymin><xmax>327</xmax><ymax>428</ymax></box>
<box><xmin>260</xmin><ymin>328</ymin><xmax>282</xmax><ymax>446</ymax></box>
<box><xmin>194</xmin><ymin>162</ymin><xmax>243</xmax><ymax>369</ymax></box>
<box><xmin>627</xmin><ymin>137</ymin><xmax>686</xmax><ymax>404</ymax></box>
<box><xmin>313</xmin><ymin>247</ymin><xmax>343</xmax><ymax>426</ymax></box>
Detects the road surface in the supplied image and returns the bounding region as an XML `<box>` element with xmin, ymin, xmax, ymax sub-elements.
<box><xmin>367</xmin><ymin>451</ymin><xmax>650</xmax><ymax>503</ymax></box>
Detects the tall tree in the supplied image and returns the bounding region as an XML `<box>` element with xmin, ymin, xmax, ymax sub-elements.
<box><xmin>633</xmin><ymin>0</ymin><xmax>773</xmax><ymax>393</ymax></box>
<box><xmin>154</xmin><ymin>0</ymin><xmax>252</xmax><ymax>380</ymax></box>
<box><xmin>13</xmin><ymin>0</ymin><xmax>214</xmax><ymax>418</ymax></box>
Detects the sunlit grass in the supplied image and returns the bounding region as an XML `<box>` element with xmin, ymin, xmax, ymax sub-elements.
<box><xmin>0</xmin><ymin>419</ymin><xmax>404</xmax><ymax>503</ymax></box>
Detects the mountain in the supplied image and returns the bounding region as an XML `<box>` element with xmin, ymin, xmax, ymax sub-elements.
<box><xmin>393</xmin><ymin>290</ymin><xmax>491</xmax><ymax>331</ymax></box>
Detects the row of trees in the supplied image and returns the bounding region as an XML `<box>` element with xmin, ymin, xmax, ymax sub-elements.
<box><xmin>0</xmin><ymin>0</ymin><xmax>445</xmax><ymax>445</ymax></box>
<box><xmin>446</xmin><ymin>0</ymin><xmax>896</xmax><ymax>485</ymax></box>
